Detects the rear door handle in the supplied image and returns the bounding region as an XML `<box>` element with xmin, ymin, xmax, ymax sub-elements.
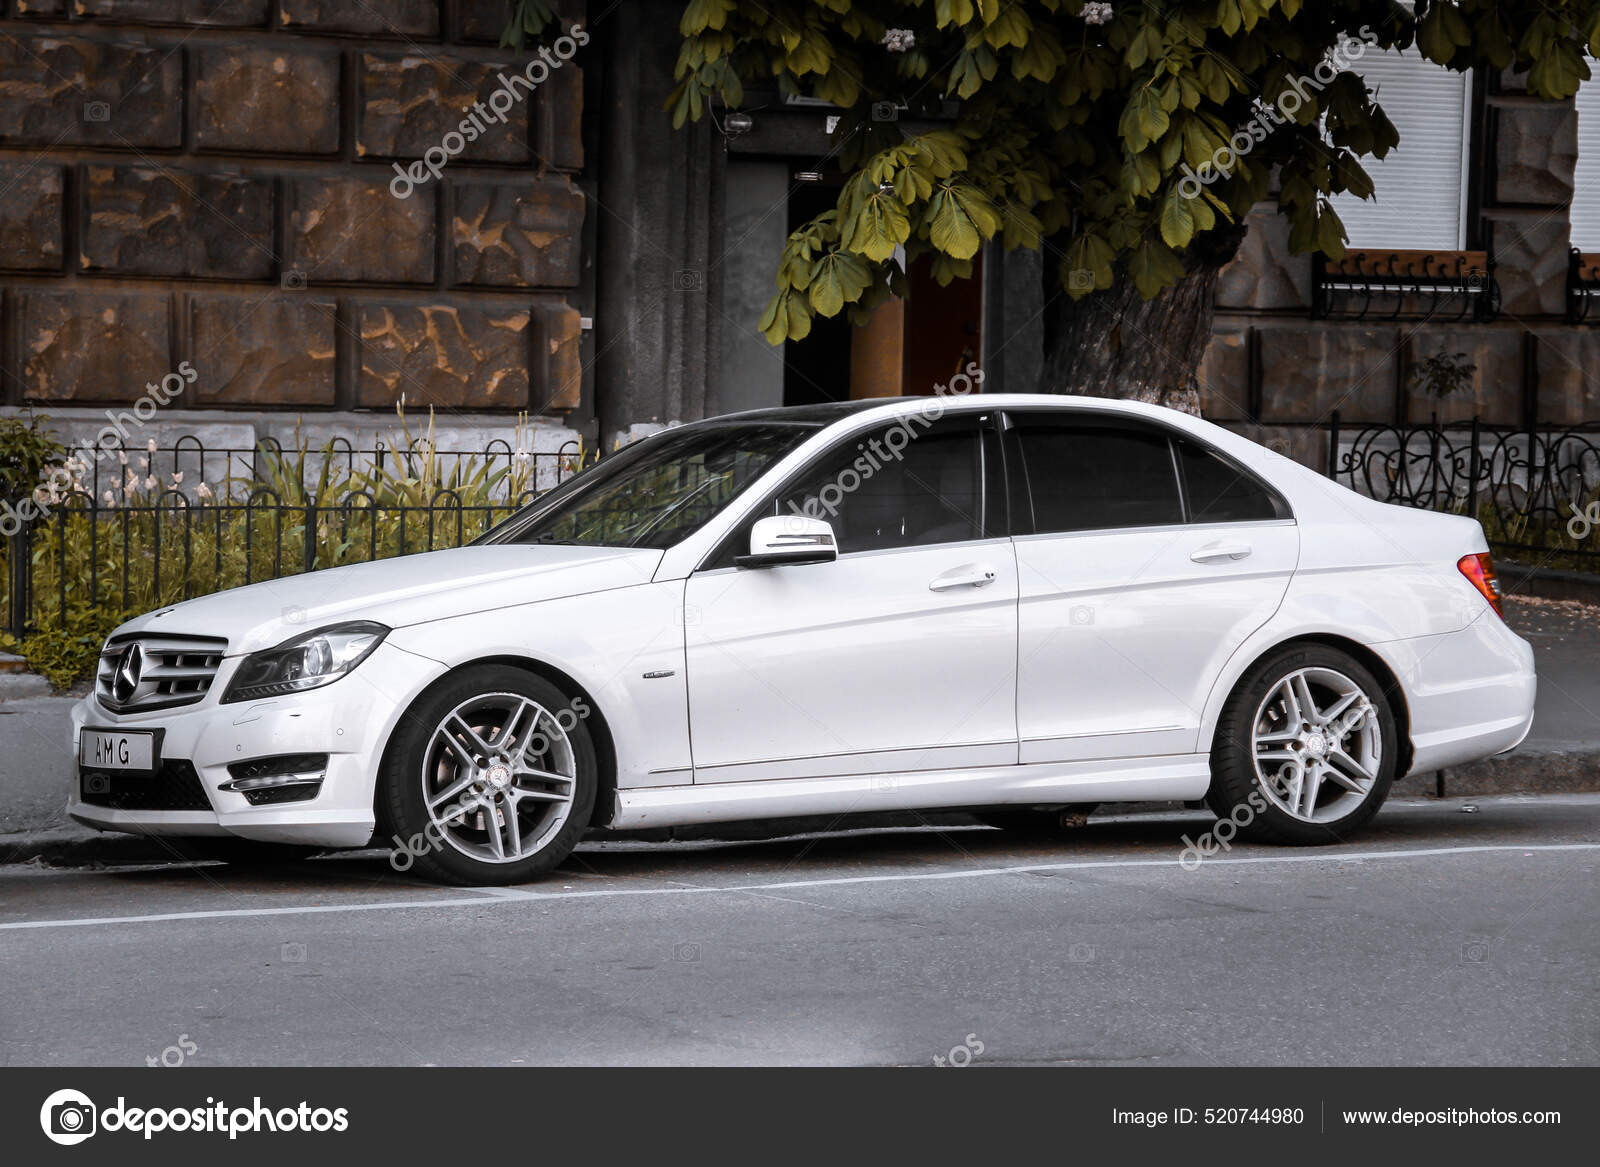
<box><xmin>1191</xmin><ymin>541</ymin><xmax>1253</xmax><ymax>563</ymax></box>
<box><xmin>929</xmin><ymin>564</ymin><xmax>998</xmax><ymax>591</ymax></box>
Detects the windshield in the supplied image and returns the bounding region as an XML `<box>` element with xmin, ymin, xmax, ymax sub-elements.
<box><xmin>481</xmin><ymin>421</ymin><xmax>822</xmax><ymax>550</ymax></box>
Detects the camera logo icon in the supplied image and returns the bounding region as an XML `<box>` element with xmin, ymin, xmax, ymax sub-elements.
<box><xmin>871</xmin><ymin>101</ymin><xmax>899</xmax><ymax>122</ymax></box>
<box><xmin>672</xmin><ymin>269</ymin><xmax>703</xmax><ymax>292</ymax></box>
<box><xmin>40</xmin><ymin>1088</ymin><xmax>97</xmax><ymax>1146</ymax></box>
<box><xmin>83</xmin><ymin>101</ymin><xmax>110</xmax><ymax>123</ymax></box>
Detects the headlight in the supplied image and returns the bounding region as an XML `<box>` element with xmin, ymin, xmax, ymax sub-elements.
<box><xmin>221</xmin><ymin>622</ymin><xmax>389</xmax><ymax>704</ymax></box>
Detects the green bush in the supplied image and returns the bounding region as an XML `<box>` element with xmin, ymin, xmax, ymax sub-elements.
<box><xmin>2</xmin><ymin>410</ymin><xmax>587</xmax><ymax>688</ymax></box>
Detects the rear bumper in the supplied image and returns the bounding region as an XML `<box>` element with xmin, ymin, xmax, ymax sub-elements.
<box><xmin>1372</xmin><ymin>614</ymin><xmax>1537</xmax><ymax>777</ymax></box>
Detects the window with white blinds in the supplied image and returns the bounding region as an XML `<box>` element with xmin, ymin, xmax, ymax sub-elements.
<box><xmin>1573</xmin><ymin>80</ymin><xmax>1600</xmax><ymax>249</ymax></box>
<box><xmin>1327</xmin><ymin>48</ymin><xmax>1472</xmax><ymax>250</ymax></box>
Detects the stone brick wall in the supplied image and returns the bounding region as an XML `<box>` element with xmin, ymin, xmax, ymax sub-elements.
<box><xmin>1201</xmin><ymin>81</ymin><xmax>1597</xmax><ymax>468</ymax></box>
<box><xmin>0</xmin><ymin>0</ymin><xmax>588</xmax><ymax>420</ymax></box>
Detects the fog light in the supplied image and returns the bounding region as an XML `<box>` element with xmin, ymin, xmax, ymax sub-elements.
<box><xmin>219</xmin><ymin>754</ymin><xmax>328</xmax><ymax>806</ymax></box>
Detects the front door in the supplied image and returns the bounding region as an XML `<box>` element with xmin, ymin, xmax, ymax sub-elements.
<box><xmin>684</xmin><ymin>413</ymin><xmax>1019</xmax><ymax>783</ymax></box>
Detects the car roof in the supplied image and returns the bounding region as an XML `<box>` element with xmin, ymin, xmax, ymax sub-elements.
<box><xmin>712</xmin><ymin>394</ymin><xmax>1176</xmax><ymax>427</ymax></box>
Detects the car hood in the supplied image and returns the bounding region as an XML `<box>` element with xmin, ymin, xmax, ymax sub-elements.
<box><xmin>110</xmin><ymin>545</ymin><xmax>665</xmax><ymax>657</ymax></box>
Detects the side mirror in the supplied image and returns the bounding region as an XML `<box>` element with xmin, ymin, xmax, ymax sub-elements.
<box><xmin>736</xmin><ymin>515</ymin><xmax>838</xmax><ymax>569</ymax></box>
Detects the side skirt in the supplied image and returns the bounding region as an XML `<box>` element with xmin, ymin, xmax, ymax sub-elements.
<box><xmin>610</xmin><ymin>754</ymin><xmax>1213</xmax><ymax>831</ymax></box>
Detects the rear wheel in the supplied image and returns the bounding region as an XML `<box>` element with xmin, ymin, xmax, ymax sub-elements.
<box><xmin>380</xmin><ymin>665</ymin><xmax>597</xmax><ymax>885</ymax></box>
<box><xmin>1208</xmin><ymin>644</ymin><xmax>1397</xmax><ymax>844</ymax></box>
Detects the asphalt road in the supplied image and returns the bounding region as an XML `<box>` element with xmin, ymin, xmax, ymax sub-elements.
<box><xmin>1</xmin><ymin>794</ymin><xmax>1596</xmax><ymax>1067</ymax></box>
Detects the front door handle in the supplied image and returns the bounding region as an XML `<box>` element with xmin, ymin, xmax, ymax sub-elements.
<box><xmin>929</xmin><ymin>564</ymin><xmax>998</xmax><ymax>591</ymax></box>
<box><xmin>1191</xmin><ymin>541</ymin><xmax>1253</xmax><ymax>563</ymax></box>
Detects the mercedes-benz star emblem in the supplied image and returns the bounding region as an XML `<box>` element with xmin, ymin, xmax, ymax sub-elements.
<box><xmin>112</xmin><ymin>643</ymin><xmax>144</xmax><ymax>703</ymax></box>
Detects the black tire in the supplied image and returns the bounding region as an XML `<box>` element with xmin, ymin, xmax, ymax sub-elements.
<box><xmin>380</xmin><ymin>665</ymin><xmax>597</xmax><ymax>885</ymax></box>
<box><xmin>1207</xmin><ymin>643</ymin><xmax>1398</xmax><ymax>845</ymax></box>
<box><xmin>974</xmin><ymin>804</ymin><xmax>1098</xmax><ymax>835</ymax></box>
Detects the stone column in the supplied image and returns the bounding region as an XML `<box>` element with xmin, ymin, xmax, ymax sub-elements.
<box><xmin>592</xmin><ymin>0</ymin><xmax>723</xmax><ymax>447</ymax></box>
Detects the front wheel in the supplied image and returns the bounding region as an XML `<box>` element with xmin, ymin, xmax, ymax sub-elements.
<box><xmin>380</xmin><ymin>665</ymin><xmax>597</xmax><ymax>885</ymax></box>
<box><xmin>1207</xmin><ymin>645</ymin><xmax>1397</xmax><ymax>845</ymax></box>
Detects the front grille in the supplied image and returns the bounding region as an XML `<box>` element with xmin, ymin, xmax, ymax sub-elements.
<box><xmin>80</xmin><ymin>760</ymin><xmax>211</xmax><ymax>811</ymax></box>
<box><xmin>96</xmin><ymin>634</ymin><xmax>228</xmax><ymax>713</ymax></box>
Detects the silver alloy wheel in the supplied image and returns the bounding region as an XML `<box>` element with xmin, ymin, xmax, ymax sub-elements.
<box><xmin>421</xmin><ymin>691</ymin><xmax>578</xmax><ymax>865</ymax></box>
<box><xmin>1250</xmin><ymin>666</ymin><xmax>1382</xmax><ymax>824</ymax></box>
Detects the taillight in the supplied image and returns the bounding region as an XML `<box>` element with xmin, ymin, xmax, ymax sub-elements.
<box><xmin>1457</xmin><ymin>552</ymin><xmax>1504</xmax><ymax>619</ymax></box>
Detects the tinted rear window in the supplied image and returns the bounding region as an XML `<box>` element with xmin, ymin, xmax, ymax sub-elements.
<box><xmin>1177</xmin><ymin>438</ymin><xmax>1285</xmax><ymax>523</ymax></box>
<box><xmin>1013</xmin><ymin>417</ymin><xmax>1183</xmax><ymax>533</ymax></box>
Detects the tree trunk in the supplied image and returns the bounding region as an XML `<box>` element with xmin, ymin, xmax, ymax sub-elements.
<box><xmin>1040</xmin><ymin>229</ymin><xmax>1246</xmax><ymax>416</ymax></box>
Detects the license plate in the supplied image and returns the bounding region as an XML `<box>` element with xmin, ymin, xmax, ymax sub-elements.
<box><xmin>80</xmin><ymin>728</ymin><xmax>158</xmax><ymax>772</ymax></box>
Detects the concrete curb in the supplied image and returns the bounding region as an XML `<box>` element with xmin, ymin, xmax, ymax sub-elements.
<box><xmin>5</xmin><ymin>747</ymin><xmax>1598</xmax><ymax>868</ymax></box>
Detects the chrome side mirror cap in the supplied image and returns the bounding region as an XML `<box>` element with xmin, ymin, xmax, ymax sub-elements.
<box><xmin>736</xmin><ymin>515</ymin><xmax>838</xmax><ymax>568</ymax></box>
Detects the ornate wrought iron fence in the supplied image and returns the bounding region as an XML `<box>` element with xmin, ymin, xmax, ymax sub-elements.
<box><xmin>1327</xmin><ymin>413</ymin><xmax>1600</xmax><ymax>566</ymax></box>
<box><xmin>2</xmin><ymin>436</ymin><xmax>591</xmax><ymax>639</ymax></box>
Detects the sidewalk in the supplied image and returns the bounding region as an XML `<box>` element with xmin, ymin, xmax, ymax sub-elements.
<box><xmin>2</xmin><ymin>595</ymin><xmax>1597</xmax><ymax>864</ymax></box>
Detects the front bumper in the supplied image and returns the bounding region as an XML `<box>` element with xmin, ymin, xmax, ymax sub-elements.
<box><xmin>67</xmin><ymin>641</ymin><xmax>440</xmax><ymax>849</ymax></box>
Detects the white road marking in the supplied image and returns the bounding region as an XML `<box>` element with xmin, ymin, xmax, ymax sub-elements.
<box><xmin>0</xmin><ymin>841</ymin><xmax>1595</xmax><ymax>932</ymax></box>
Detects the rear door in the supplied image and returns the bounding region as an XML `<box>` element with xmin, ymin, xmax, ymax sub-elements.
<box><xmin>1007</xmin><ymin>411</ymin><xmax>1299</xmax><ymax>763</ymax></box>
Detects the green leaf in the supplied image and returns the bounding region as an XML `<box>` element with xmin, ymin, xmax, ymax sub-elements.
<box><xmin>1129</xmin><ymin>239</ymin><xmax>1186</xmax><ymax>299</ymax></box>
<box><xmin>1159</xmin><ymin>186</ymin><xmax>1196</xmax><ymax>248</ymax></box>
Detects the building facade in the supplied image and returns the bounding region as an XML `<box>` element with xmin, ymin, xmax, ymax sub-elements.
<box><xmin>1</xmin><ymin>1</ymin><xmax>1595</xmax><ymax>463</ymax></box>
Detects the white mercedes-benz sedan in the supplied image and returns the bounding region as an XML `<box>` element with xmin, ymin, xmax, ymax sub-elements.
<box><xmin>69</xmin><ymin>395</ymin><xmax>1535</xmax><ymax>884</ymax></box>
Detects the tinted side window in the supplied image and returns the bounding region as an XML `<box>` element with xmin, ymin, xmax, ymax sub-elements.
<box><xmin>1013</xmin><ymin>416</ymin><xmax>1183</xmax><ymax>533</ymax></box>
<box><xmin>1177</xmin><ymin>438</ymin><xmax>1283</xmax><ymax>523</ymax></box>
<box><xmin>774</xmin><ymin>417</ymin><xmax>990</xmax><ymax>555</ymax></box>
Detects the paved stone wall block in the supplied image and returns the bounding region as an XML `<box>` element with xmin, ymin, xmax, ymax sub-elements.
<box><xmin>19</xmin><ymin>291</ymin><xmax>172</xmax><ymax>402</ymax></box>
<box><xmin>278</xmin><ymin>0</ymin><xmax>440</xmax><ymax>38</ymax></box>
<box><xmin>290</xmin><ymin>176</ymin><xmax>436</xmax><ymax>284</ymax></box>
<box><xmin>357</xmin><ymin>302</ymin><xmax>534</xmax><ymax>410</ymax></box>
<box><xmin>1256</xmin><ymin>324</ymin><xmax>1399</xmax><ymax>424</ymax></box>
<box><xmin>452</xmin><ymin>178</ymin><xmax>584</xmax><ymax>287</ymax></box>
<box><xmin>1486</xmin><ymin>210</ymin><xmax>1570</xmax><ymax>318</ymax></box>
<box><xmin>75</xmin><ymin>0</ymin><xmax>270</xmax><ymax>25</ymax></box>
<box><xmin>1197</xmin><ymin>326</ymin><xmax>1250</xmax><ymax>421</ymax></box>
<box><xmin>358</xmin><ymin>53</ymin><xmax>530</xmax><ymax>163</ymax></box>
<box><xmin>1215</xmin><ymin>205</ymin><xmax>1311</xmax><ymax>311</ymax></box>
<box><xmin>187</xmin><ymin>295</ymin><xmax>338</xmax><ymax>406</ymax></box>
<box><xmin>1403</xmin><ymin>327</ymin><xmax>1524</xmax><ymax>425</ymax></box>
<box><xmin>82</xmin><ymin>164</ymin><xmax>275</xmax><ymax>280</ymax></box>
<box><xmin>193</xmin><ymin>45</ymin><xmax>340</xmax><ymax>154</ymax></box>
<box><xmin>0</xmin><ymin>161</ymin><xmax>64</xmax><ymax>271</ymax></box>
<box><xmin>531</xmin><ymin>301</ymin><xmax>582</xmax><ymax>412</ymax></box>
<box><xmin>1493</xmin><ymin>101</ymin><xmax>1577</xmax><ymax>206</ymax></box>
<box><xmin>0</xmin><ymin>37</ymin><xmax>182</xmax><ymax>148</ymax></box>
